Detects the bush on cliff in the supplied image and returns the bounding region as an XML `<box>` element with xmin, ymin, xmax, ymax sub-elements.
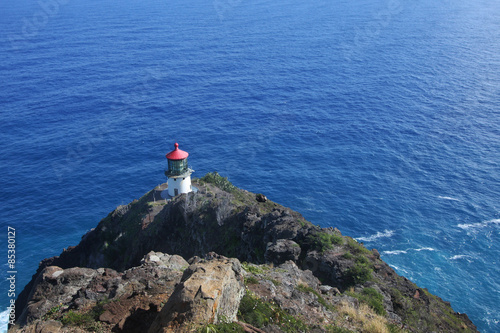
<box><xmin>199</xmin><ymin>172</ymin><xmax>237</xmax><ymax>193</ymax></box>
<box><xmin>238</xmin><ymin>292</ymin><xmax>308</xmax><ymax>332</ymax></box>
<box><xmin>305</xmin><ymin>231</ymin><xmax>343</xmax><ymax>253</ymax></box>
<box><xmin>344</xmin><ymin>262</ymin><xmax>372</xmax><ymax>286</ymax></box>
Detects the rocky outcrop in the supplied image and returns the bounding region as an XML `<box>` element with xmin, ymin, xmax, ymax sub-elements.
<box><xmin>12</xmin><ymin>173</ymin><xmax>479</xmax><ymax>332</ymax></box>
<box><xmin>148</xmin><ymin>253</ymin><xmax>244</xmax><ymax>332</ymax></box>
<box><xmin>13</xmin><ymin>252</ymin><xmax>188</xmax><ymax>332</ymax></box>
<box><xmin>265</xmin><ymin>239</ymin><xmax>301</xmax><ymax>264</ymax></box>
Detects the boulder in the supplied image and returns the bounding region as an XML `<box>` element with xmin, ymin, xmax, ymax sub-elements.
<box><xmin>17</xmin><ymin>266</ymin><xmax>98</xmax><ymax>324</ymax></box>
<box><xmin>148</xmin><ymin>254</ymin><xmax>245</xmax><ymax>332</ymax></box>
<box><xmin>256</xmin><ymin>193</ymin><xmax>267</xmax><ymax>202</ymax></box>
<box><xmin>265</xmin><ymin>239</ymin><xmax>301</xmax><ymax>265</ymax></box>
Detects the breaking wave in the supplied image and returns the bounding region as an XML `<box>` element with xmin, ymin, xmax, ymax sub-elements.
<box><xmin>389</xmin><ymin>265</ymin><xmax>409</xmax><ymax>275</ymax></box>
<box><xmin>382</xmin><ymin>250</ymin><xmax>407</xmax><ymax>255</ymax></box>
<box><xmin>414</xmin><ymin>247</ymin><xmax>436</xmax><ymax>252</ymax></box>
<box><xmin>449</xmin><ymin>254</ymin><xmax>474</xmax><ymax>260</ymax></box>
<box><xmin>356</xmin><ymin>229</ymin><xmax>395</xmax><ymax>242</ymax></box>
<box><xmin>458</xmin><ymin>219</ymin><xmax>500</xmax><ymax>231</ymax></box>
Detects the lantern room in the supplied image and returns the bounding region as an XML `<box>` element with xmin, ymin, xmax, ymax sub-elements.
<box><xmin>165</xmin><ymin>143</ymin><xmax>193</xmax><ymax>197</ymax></box>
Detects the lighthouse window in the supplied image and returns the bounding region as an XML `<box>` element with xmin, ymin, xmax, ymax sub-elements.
<box><xmin>168</xmin><ymin>159</ymin><xmax>188</xmax><ymax>176</ymax></box>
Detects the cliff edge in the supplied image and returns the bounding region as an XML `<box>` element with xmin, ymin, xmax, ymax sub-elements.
<box><xmin>11</xmin><ymin>173</ymin><xmax>478</xmax><ymax>333</ymax></box>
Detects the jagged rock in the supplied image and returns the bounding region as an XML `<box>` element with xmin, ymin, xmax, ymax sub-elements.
<box><xmin>35</xmin><ymin>320</ymin><xmax>63</xmax><ymax>333</ymax></box>
<box><xmin>148</xmin><ymin>254</ymin><xmax>245</xmax><ymax>332</ymax></box>
<box><xmin>265</xmin><ymin>239</ymin><xmax>301</xmax><ymax>265</ymax></box>
<box><xmin>256</xmin><ymin>193</ymin><xmax>267</xmax><ymax>202</ymax></box>
<box><xmin>11</xmin><ymin>251</ymin><xmax>189</xmax><ymax>332</ymax></box>
<box><xmin>17</xmin><ymin>266</ymin><xmax>98</xmax><ymax>325</ymax></box>
<box><xmin>140</xmin><ymin>251</ymin><xmax>189</xmax><ymax>270</ymax></box>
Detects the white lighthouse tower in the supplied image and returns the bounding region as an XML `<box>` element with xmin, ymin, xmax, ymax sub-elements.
<box><xmin>165</xmin><ymin>143</ymin><xmax>194</xmax><ymax>197</ymax></box>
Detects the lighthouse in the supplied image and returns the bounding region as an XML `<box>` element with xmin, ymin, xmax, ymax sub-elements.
<box><xmin>165</xmin><ymin>143</ymin><xmax>194</xmax><ymax>197</ymax></box>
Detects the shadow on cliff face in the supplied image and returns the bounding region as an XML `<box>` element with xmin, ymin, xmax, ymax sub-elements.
<box><xmin>118</xmin><ymin>305</ymin><xmax>159</xmax><ymax>333</ymax></box>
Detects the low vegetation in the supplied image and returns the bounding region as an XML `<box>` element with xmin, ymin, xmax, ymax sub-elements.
<box><xmin>44</xmin><ymin>298</ymin><xmax>111</xmax><ymax>332</ymax></box>
<box><xmin>346</xmin><ymin>287</ymin><xmax>386</xmax><ymax>316</ymax></box>
<box><xmin>336</xmin><ymin>300</ymin><xmax>390</xmax><ymax>333</ymax></box>
<box><xmin>238</xmin><ymin>292</ymin><xmax>309</xmax><ymax>332</ymax></box>
<box><xmin>296</xmin><ymin>284</ymin><xmax>334</xmax><ymax>311</ymax></box>
<box><xmin>241</xmin><ymin>262</ymin><xmax>267</xmax><ymax>275</ymax></box>
<box><xmin>306</xmin><ymin>231</ymin><xmax>343</xmax><ymax>253</ymax></box>
<box><xmin>344</xmin><ymin>262</ymin><xmax>373</xmax><ymax>286</ymax></box>
<box><xmin>199</xmin><ymin>172</ymin><xmax>237</xmax><ymax>193</ymax></box>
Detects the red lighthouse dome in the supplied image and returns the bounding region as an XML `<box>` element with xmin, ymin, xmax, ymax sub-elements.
<box><xmin>166</xmin><ymin>143</ymin><xmax>189</xmax><ymax>160</ymax></box>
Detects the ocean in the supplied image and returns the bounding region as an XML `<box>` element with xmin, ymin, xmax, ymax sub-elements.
<box><xmin>0</xmin><ymin>0</ymin><xmax>499</xmax><ymax>331</ymax></box>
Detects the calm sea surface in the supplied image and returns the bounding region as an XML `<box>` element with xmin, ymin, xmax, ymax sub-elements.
<box><xmin>1</xmin><ymin>0</ymin><xmax>499</xmax><ymax>331</ymax></box>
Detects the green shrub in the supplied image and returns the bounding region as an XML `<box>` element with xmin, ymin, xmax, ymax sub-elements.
<box><xmin>245</xmin><ymin>276</ymin><xmax>259</xmax><ymax>285</ymax></box>
<box><xmin>342</xmin><ymin>252</ymin><xmax>354</xmax><ymax>260</ymax></box>
<box><xmin>238</xmin><ymin>293</ymin><xmax>274</xmax><ymax>328</ymax></box>
<box><xmin>355</xmin><ymin>254</ymin><xmax>370</xmax><ymax>265</ymax></box>
<box><xmin>200</xmin><ymin>172</ymin><xmax>237</xmax><ymax>193</ymax></box>
<box><xmin>345</xmin><ymin>287</ymin><xmax>386</xmax><ymax>316</ymax></box>
<box><xmin>43</xmin><ymin>304</ymin><xmax>64</xmax><ymax>320</ymax></box>
<box><xmin>387</xmin><ymin>323</ymin><xmax>406</xmax><ymax>333</ymax></box>
<box><xmin>61</xmin><ymin>311</ymin><xmax>94</xmax><ymax>326</ymax></box>
<box><xmin>268</xmin><ymin>278</ymin><xmax>281</xmax><ymax>286</ymax></box>
<box><xmin>346</xmin><ymin>237</ymin><xmax>371</xmax><ymax>255</ymax></box>
<box><xmin>60</xmin><ymin>298</ymin><xmax>110</xmax><ymax>328</ymax></box>
<box><xmin>307</xmin><ymin>232</ymin><xmax>343</xmax><ymax>253</ymax></box>
<box><xmin>238</xmin><ymin>293</ymin><xmax>309</xmax><ymax>331</ymax></box>
<box><xmin>241</xmin><ymin>262</ymin><xmax>265</xmax><ymax>274</ymax></box>
<box><xmin>361</xmin><ymin>287</ymin><xmax>386</xmax><ymax>316</ymax></box>
<box><xmin>325</xmin><ymin>325</ymin><xmax>355</xmax><ymax>333</ymax></box>
<box><xmin>344</xmin><ymin>262</ymin><xmax>372</xmax><ymax>286</ymax></box>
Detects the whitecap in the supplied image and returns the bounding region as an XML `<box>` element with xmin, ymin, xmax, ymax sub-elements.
<box><xmin>356</xmin><ymin>229</ymin><xmax>395</xmax><ymax>242</ymax></box>
<box><xmin>437</xmin><ymin>196</ymin><xmax>460</xmax><ymax>201</ymax></box>
<box><xmin>382</xmin><ymin>250</ymin><xmax>407</xmax><ymax>255</ymax></box>
<box><xmin>458</xmin><ymin>218</ymin><xmax>500</xmax><ymax>231</ymax></box>
<box><xmin>414</xmin><ymin>247</ymin><xmax>436</xmax><ymax>252</ymax></box>
<box><xmin>389</xmin><ymin>265</ymin><xmax>409</xmax><ymax>275</ymax></box>
<box><xmin>449</xmin><ymin>254</ymin><xmax>475</xmax><ymax>261</ymax></box>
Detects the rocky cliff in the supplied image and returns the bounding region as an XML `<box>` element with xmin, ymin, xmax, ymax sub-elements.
<box><xmin>11</xmin><ymin>173</ymin><xmax>478</xmax><ymax>333</ymax></box>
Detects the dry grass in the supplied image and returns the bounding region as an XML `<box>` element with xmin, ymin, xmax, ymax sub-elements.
<box><xmin>337</xmin><ymin>300</ymin><xmax>389</xmax><ymax>333</ymax></box>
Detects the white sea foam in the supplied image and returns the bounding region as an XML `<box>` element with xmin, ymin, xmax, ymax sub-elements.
<box><xmin>356</xmin><ymin>229</ymin><xmax>395</xmax><ymax>242</ymax></box>
<box><xmin>437</xmin><ymin>196</ymin><xmax>460</xmax><ymax>201</ymax></box>
<box><xmin>414</xmin><ymin>247</ymin><xmax>436</xmax><ymax>252</ymax></box>
<box><xmin>458</xmin><ymin>219</ymin><xmax>500</xmax><ymax>231</ymax></box>
<box><xmin>389</xmin><ymin>265</ymin><xmax>409</xmax><ymax>275</ymax></box>
<box><xmin>449</xmin><ymin>254</ymin><xmax>475</xmax><ymax>261</ymax></box>
<box><xmin>382</xmin><ymin>250</ymin><xmax>407</xmax><ymax>255</ymax></box>
<box><xmin>382</xmin><ymin>247</ymin><xmax>436</xmax><ymax>256</ymax></box>
<box><xmin>0</xmin><ymin>309</ymin><xmax>9</xmax><ymax>333</ymax></box>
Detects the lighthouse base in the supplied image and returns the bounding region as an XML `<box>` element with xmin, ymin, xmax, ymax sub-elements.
<box><xmin>167</xmin><ymin>174</ymin><xmax>193</xmax><ymax>197</ymax></box>
<box><xmin>161</xmin><ymin>185</ymin><xmax>198</xmax><ymax>200</ymax></box>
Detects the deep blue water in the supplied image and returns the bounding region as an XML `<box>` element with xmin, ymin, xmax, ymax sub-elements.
<box><xmin>1</xmin><ymin>0</ymin><xmax>499</xmax><ymax>331</ymax></box>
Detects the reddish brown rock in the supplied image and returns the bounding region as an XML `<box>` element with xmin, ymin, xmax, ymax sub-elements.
<box><xmin>148</xmin><ymin>255</ymin><xmax>245</xmax><ymax>333</ymax></box>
